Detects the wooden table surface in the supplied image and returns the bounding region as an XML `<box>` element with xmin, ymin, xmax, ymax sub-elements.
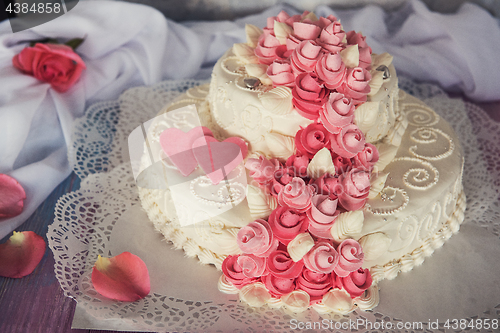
<box><xmin>1</xmin><ymin>99</ymin><xmax>499</xmax><ymax>333</ymax></box>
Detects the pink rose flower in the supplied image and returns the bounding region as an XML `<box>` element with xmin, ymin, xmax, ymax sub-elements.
<box><xmin>296</xmin><ymin>268</ymin><xmax>333</xmax><ymax>303</ymax></box>
<box><xmin>303</xmin><ymin>241</ymin><xmax>339</xmax><ymax>274</ymax></box>
<box><xmin>295</xmin><ymin>123</ymin><xmax>332</xmax><ymax>159</ymax></box>
<box><xmin>320</xmin><ymin>92</ymin><xmax>355</xmax><ymax>134</ymax></box>
<box><xmin>290</xmin><ymin>40</ymin><xmax>323</xmax><ymax>75</ymax></box>
<box><xmin>315</xmin><ymin>52</ymin><xmax>346</xmax><ymax>90</ymax></box>
<box><xmin>338</xmin><ymin>168</ymin><xmax>370</xmax><ymax>211</ymax></box>
<box><xmin>334</xmin><ymin>239</ymin><xmax>364</xmax><ymax>277</ymax></box>
<box><xmin>237</xmin><ymin>254</ymin><xmax>268</xmax><ymax>278</ymax></box>
<box><xmin>268</xmin><ymin>206</ymin><xmax>308</xmax><ymax>244</ymax></box>
<box><xmin>317</xmin><ymin>21</ymin><xmax>346</xmax><ymax>53</ymax></box>
<box><xmin>292</xmin><ymin>72</ymin><xmax>328</xmax><ymax>120</ymax></box>
<box><xmin>13</xmin><ymin>43</ymin><xmax>86</xmax><ymax>92</ymax></box>
<box><xmin>285</xmin><ymin>154</ymin><xmax>310</xmax><ymax>177</ymax></box>
<box><xmin>255</xmin><ymin>31</ymin><xmax>288</xmax><ymax>65</ymax></box>
<box><xmin>278</xmin><ymin>177</ymin><xmax>315</xmax><ymax>213</ymax></box>
<box><xmin>338</xmin><ymin>268</ymin><xmax>372</xmax><ymax>298</ymax></box>
<box><xmin>337</xmin><ymin>67</ymin><xmax>371</xmax><ymax>105</ymax></box>
<box><xmin>246</xmin><ymin>155</ymin><xmax>280</xmax><ymax>190</ymax></box>
<box><xmin>267</xmin><ymin>60</ymin><xmax>295</xmax><ymax>87</ymax></box>
<box><xmin>263</xmin><ymin>274</ymin><xmax>296</xmax><ymax>297</ymax></box>
<box><xmin>353</xmin><ymin>143</ymin><xmax>379</xmax><ymax>171</ymax></box>
<box><xmin>306</xmin><ymin>194</ymin><xmax>339</xmax><ymax>239</ymax></box>
<box><xmin>237</xmin><ymin>219</ymin><xmax>279</xmax><ymax>257</ymax></box>
<box><xmin>221</xmin><ymin>255</ymin><xmax>257</xmax><ymax>289</ymax></box>
<box><xmin>267</xmin><ymin>250</ymin><xmax>304</xmax><ymax>278</ymax></box>
<box><xmin>271</xmin><ymin>166</ymin><xmax>295</xmax><ymax>196</ymax></box>
<box><xmin>330</xmin><ymin>124</ymin><xmax>366</xmax><ymax>159</ymax></box>
<box><xmin>313</xmin><ymin>173</ymin><xmax>342</xmax><ymax>198</ymax></box>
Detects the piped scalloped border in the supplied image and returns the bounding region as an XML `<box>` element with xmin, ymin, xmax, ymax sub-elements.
<box><xmin>370</xmin><ymin>188</ymin><xmax>466</xmax><ymax>283</ymax></box>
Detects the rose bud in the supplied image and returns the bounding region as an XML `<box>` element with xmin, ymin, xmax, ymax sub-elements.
<box><xmin>0</xmin><ymin>231</ymin><xmax>46</xmax><ymax>278</ymax></box>
<box><xmin>91</xmin><ymin>252</ymin><xmax>150</xmax><ymax>302</ymax></box>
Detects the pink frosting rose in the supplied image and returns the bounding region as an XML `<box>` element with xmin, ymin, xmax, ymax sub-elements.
<box><xmin>315</xmin><ymin>52</ymin><xmax>346</xmax><ymax>90</ymax></box>
<box><xmin>221</xmin><ymin>255</ymin><xmax>257</xmax><ymax>289</ymax></box>
<box><xmin>332</xmin><ymin>154</ymin><xmax>353</xmax><ymax>175</ymax></box>
<box><xmin>268</xmin><ymin>206</ymin><xmax>308</xmax><ymax>244</ymax></box>
<box><xmin>267</xmin><ymin>250</ymin><xmax>304</xmax><ymax>278</ymax></box>
<box><xmin>292</xmin><ymin>72</ymin><xmax>328</xmax><ymax>120</ymax></box>
<box><xmin>295</xmin><ymin>123</ymin><xmax>332</xmax><ymax>159</ymax></box>
<box><xmin>313</xmin><ymin>173</ymin><xmax>341</xmax><ymax>198</ymax></box>
<box><xmin>338</xmin><ymin>168</ymin><xmax>370</xmax><ymax>211</ymax></box>
<box><xmin>246</xmin><ymin>156</ymin><xmax>280</xmax><ymax>190</ymax></box>
<box><xmin>303</xmin><ymin>241</ymin><xmax>339</xmax><ymax>274</ymax></box>
<box><xmin>296</xmin><ymin>268</ymin><xmax>333</xmax><ymax>303</ymax></box>
<box><xmin>271</xmin><ymin>166</ymin><xmax>295</xmax><ymax>196</ymax></box>
<box><xmin>353</xmin><ymin>143</ymin><xmax>379</xmax><ymax>171</ymax></box>
<box><xmin>306</xmin><ymin>194</ymin><xmax>339</xmax><ymax>239</ymax></box>
<box><xmin>237</xmin><ymin>219</ymin><xmax>279</xmax><ymax>257</ymax></box>
<box><xmin>264</xmin><ymin>10</ymin><xmax>292</xmax><ymax>32</ymax></box>
<box><xmin>263</xmin><ymin>274</ymin><xmax>296</xmax><ymax>297</ymax></box>
<box><xmin>337</xmin><ymin>67</ymin><xmax>371</xmax><ymax>105</ymax></box>
<box><xmin>337</xmin><ymin>268</ymin><xmax>372</xmax><ymax>298</ymax></box>
<box><xmin>255</xmin><ymin>31</ymin><xmax>288</xmax><ymax>65</ymax></box>
<box><xmin>267</xmin><ymin>60</ymin><xmax>295</xmax><ymax>87</ymax></box>
<box><xmin>330</xmin><ymin>124</ymin><xmax>366</xmax><ymax>159</ymax></box>
<box><xmin>320</xmin><ymin>92</ymin><xmax>355</xmax><ymax>134</ymax></box>
<box><xmin>346</xmin><ymin>31</ymin><xmax>372</xmax><ymax>69</ymax></box>
<box><xmin>237</xmin><ymin>254</ymin><xmax>268</xmax><ymax>278</ymax></box>
<box><xmin>278</xmin><ymin>177</ymin><xmax>315</xmax><ymax>213</ymax></box>
<box><xmin>333</xmin><ymin>239</ymin><xmax>365</xmax><ymax>277</ymax></box>
<box><xmin>285</xmin><ymin>154</ymin><xmax>310</xmax><ymax>178</ymax></box>
<box><xmin>290</xmin><ymin>40</ymin><xmax>323</xmax><ymax>75</ymax></box>
<box><xmin>286</xmin><ymin>20</ymin><xmax>322</xmax><ymax>50</ymax></box>
<box><xmin>13</xmin><ymin>43</ymin><xmax>86</xmax><ymax>92</ymax></box>
<box><xmin>317</xmin><ymin>21</ymin><xmax>346</xmax><ymax>53</ymax></box>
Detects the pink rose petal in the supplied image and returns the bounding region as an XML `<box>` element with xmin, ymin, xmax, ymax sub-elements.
<box><xmin>0</xmin><ymin>231</ymin><xmax>46</xmax><ymax>278</ymax></box>
<box><xmin>91</xmin><ymin>252</ymin><xmax>150</xmax><ymax>302</ymax></box>
<box><xmin>0</xmin><ymin>174</ymin><xmax>26</xmax><ymax>219</ymax></box>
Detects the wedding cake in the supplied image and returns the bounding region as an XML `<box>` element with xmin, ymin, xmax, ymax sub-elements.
<box><xmin>137</xmin><ymin>11</ymin><xmax>465</xmax><ymax>314</ymax></box>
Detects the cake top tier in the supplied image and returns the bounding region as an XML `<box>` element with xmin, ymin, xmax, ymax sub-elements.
<box><xmin>209</xmin><ymin>10</ymin><xmax>401</xmax><ymax>159</ymax></box>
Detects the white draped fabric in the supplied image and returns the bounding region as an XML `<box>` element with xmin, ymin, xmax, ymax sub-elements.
<box><xmin>0</xmin><ymin>0</ymin><xmax>499</xmax><ymax>238</ymax></box>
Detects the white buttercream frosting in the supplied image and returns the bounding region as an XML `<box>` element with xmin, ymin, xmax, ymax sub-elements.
<box><xmin>281</xmin><ymin>290</ymin><xmax>310</xmax><ymax>313</ymax></box>
<box><xmin>287</xmin><ymin>232</ymin><xmax>315</xmax><ymax>262</ymax></box>
<box><xmin>307</xmin><ymin>148</ymin><xmax>336</xmax><ymax>179</ymax></box>
<box><xmin>322</xmin><ymin>289</ymin><xmax>355</xmax><ymax>315</ymax></box>
<box><xmin>239</xmin><ymin>282</ymin><xmax>271</xmax><ymax>307</ymax></box>
<box><xmin>358</xmin><ymin>232</ymin><xmax>392</xmax><ymax>262</ymax></box>
<box><xmin>330</xmin><ymin>210</ymin><xmax>364</xmax><ymax>242</ymax></box>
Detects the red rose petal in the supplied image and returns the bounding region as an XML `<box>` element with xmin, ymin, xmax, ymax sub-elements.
<box><xmin>91</xmin><ymin>252</ymin><xmax>150</xmax><ymax>302</ymax></box>
<box><xmin>0</xmin><ymin>174</ymin><xmax>26</xmax><ymax>219</ymax></box>
<box><xmin>0</xmin><ymin>231</ymin><xmax>46</xmax><ymax>278</ymax></box>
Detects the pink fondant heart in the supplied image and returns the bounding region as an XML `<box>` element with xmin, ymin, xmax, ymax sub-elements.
<box><xmin>159</xmin><ymin>126</ymin><xmax>213</xmax><ymax>176</ymax></box>
<box><xmin>192</xmin><ymin>136</ymin><xmax>245</xmax><ymax>185</ymax></box>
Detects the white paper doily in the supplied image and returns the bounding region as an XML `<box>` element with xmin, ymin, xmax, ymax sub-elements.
<box><xmin>48</xmin><ymin>78</ymin><xmax>500</xmax><ymax>332</ymax></box>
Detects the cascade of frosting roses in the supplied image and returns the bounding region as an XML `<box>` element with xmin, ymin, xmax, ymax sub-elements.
<box><xmin>220</xmin><ymin>11</ymin><xmax>380</xmax><ymax>311</ymax></box>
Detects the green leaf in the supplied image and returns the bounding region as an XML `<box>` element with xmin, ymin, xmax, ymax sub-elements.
<box><xmin>65</xmin><ymin>38</ymin><xmax>84</xmax><ymax>50</ymax></box>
